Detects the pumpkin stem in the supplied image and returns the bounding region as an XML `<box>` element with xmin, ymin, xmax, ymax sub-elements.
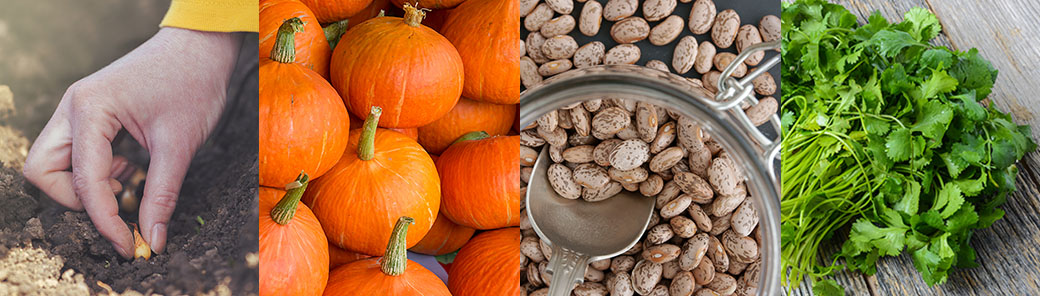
<box><xmin>381</xmin><ymin>216</ymin><xmax>415</xmax><ymax>276</ymax></box>
<box><xmin>270</xmin><ymin>172</ymin><xmax>310</xmax><ymax>225</ymax></box>
<box><xmin>452</xmin><ymin>131</ymin><xmax>490</xmax><ymax>145</ymax></box>
<box><xmin>358</xmin><ymin>106</ymin><xmax>382</xmax><ymax>161</ymax></box>
<box><xmin>271</xmin><ymin>17</ymin><xmax>305</xmax><ymax>64</ymax></box>
<box><xmin>322</xmin><ymin>19</ymin><xmax>349</xmax><ymax>49</ymax></box>
<box><xmin>402</xmin><ymin>3</ymin><xmax>428</xmax><ymax>27</ymax></box>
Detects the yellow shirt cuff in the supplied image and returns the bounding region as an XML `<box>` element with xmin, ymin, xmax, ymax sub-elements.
<box><xmin>160</xmin><ymin>0</ymin><xmax>259</xmax><ymax>32</ymax></box>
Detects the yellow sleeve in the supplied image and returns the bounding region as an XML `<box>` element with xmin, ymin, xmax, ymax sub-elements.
<box><xmin>160</xmin><ymin>0</ymin><xmax>259</xmax><ymax>32</ymax></box>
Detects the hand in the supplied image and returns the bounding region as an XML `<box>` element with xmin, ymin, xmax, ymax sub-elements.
<box><xmin>22</xmin><ymin>28</ymin><xmax>242</xmax><ymax>258</ymax></box>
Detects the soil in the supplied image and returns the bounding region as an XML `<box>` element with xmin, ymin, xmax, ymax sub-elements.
<box><xmin>0</xmin><ymin>34</ymin><xmax>260</xmax><ymax>295</ymax></box>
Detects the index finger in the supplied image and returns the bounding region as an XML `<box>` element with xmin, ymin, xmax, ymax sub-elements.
<box><xmin>70</xmin><ymin>108</ymin><xmax>133</xmax><ymax>259</ymax></box>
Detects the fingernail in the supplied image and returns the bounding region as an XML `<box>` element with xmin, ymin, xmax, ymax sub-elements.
<box><xmin>150</xmin><ymin>223</ymin><xmax>166</xmax><ymax>254</ymax></box>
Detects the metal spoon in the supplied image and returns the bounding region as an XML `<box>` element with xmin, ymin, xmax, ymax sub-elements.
<box><xmin>526</xmin><ymin>147</ymin><xmax>656</xmax><ymax>296</ymax></box>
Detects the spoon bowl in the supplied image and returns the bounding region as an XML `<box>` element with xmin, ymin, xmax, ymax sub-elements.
<box><xmin>526</xmin><ymin>147</ymin><xmax>655</xmax><ymax>296</ymax></box>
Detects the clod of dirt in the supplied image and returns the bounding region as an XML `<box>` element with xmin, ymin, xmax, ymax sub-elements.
<box><xmin>0</xmin><ymin>247</ymin><xmax>91</xmax><ymax>295</ymax></box>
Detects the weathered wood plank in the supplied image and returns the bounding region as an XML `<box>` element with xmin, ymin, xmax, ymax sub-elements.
<box><xmin>787</xmin><ymin>0</ymin><xmax>1040</xmax><ymax>295</ymax></box>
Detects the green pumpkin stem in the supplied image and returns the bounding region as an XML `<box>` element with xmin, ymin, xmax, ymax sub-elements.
<box><xmin>402</xmin><ymin>4</ymin><xmax>428</xmax><ymax>27</ymax></box>
<box><xmin>271</xmin><ymin>17</ymin><xmax>305</xmax><ymax>64</ymax></box>
<box><xmin>381</xmin><ymin>216</ymin><xmax>415</xmax><ymax>276</ymax></box>
<box><xmin>358</xmin><ymin>106</ymin><xmax>382</xmax><ymax>161</ymax></box>
<box><xmin>453</xmin><ymin>131</ymin><xmax>490</xmax><ymax>145</ymax></box>
<box><xmin>270</xmin><ymin>172</ymin><xmax>309</xmax><ymax>225</ymax></box>
<box><xmin>322</xmin><ymin>19</ymin><xmax>349</xmax><ymax>49</ymax></box>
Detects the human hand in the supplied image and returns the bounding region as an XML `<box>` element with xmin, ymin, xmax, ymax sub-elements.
<box><xmin>23</xmin><ymin>28</ymin><xmax>242</xmax><ymax>258</ymax></box>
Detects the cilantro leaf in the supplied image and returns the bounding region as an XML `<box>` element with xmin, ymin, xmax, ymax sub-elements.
<box><xmin>912</xmin><ymin>100</ymin><xmax>954</xmax><ymax>140</ymax></box>
<box><xmin>886</xmin><ymin>127</ymin><xmax>913</xmax><ymax>161</ymax></box>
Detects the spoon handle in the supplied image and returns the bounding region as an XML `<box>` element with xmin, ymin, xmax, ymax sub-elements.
<box><xmin>545</xmin><ymin>244</ymin><xmax>590</xmax><ymax>296</ymax></box>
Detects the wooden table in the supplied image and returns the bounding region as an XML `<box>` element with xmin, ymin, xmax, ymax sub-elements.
<box><xmin>787</xmin><ymin>0</ymin><xmax>1040</xmax><ymax>295</ymax></box>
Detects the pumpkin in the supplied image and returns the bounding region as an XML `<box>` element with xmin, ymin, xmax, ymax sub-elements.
<box><xmin>259</xmin><ymin>174</ymin><xmax>329</xmax><ymax>296</ymax></box>
<box><xmin>448</xmin><ymin>228</ymin><xmax>523</xmax><ymax>296</ymax></box>
<box><xmin>329</xmin><ymin>242</ymin><xmax>370</xmax><ymax>269</ymax></box>
<box><xmin>330</xmin><ymin>4</ymin><xmax>463</xmax><ymax>128</ymax></box>
<box><xmin>437</xmin><ymin>132</ymin><xmax>521</xmax><ymax>229</ymax></box>
<box><xmin>409</xmin><ymin>212</ymin><xmax>475</xmax><ymax>255</ymax></box>
<box><xmin>325</xmin><ymin>217</ymin><xmax>451</xmax><ymax>295</ymax></box>
<box><xmin>417</xmin><ymin>97</ymin><xmax>516</xmax><ymax>155</ymax></box>
<box><xmin>259</xmin><ymin>0</ymin><xmax>331</xmax><ymax>78</ymax></box>
<box><xmin>440</xmin><ymin>0</ymin><xmax>521</xmax><ymax>104</ymax></box>
<box><xmin>259</xmin><ymin>18</ymin><xmax>351</xmax><ymax>188</ymax></box>
<box><xmin>302</xmin><ymin>107</ymin><xmax>440</xmax><ymax>256</ymax></box>
<box><xmin>390</xmin><ymin>0</ymin><xmax>465</xmax><ymax>10</ymax></box>
<box><xmin>299</xmin><ymin>0</ymin><xmax>374</xmax><ymax>24</ymax></box>
<box><xmin>349</xmin><ymin>114</ymin><xmax>418</xmax><ymax>140</ymax></box>
<box><xmin>420</xmin><ymin>7</ymin><xmax>452</xmax><ymax>31</ymax></box>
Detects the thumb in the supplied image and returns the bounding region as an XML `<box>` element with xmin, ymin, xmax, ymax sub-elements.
<box><xmin>138</xmin><ymin>145</ymin><xmax>194</xmax><ymax>254</ymax></box>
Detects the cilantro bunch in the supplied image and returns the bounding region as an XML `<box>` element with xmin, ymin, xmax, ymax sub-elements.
<box><xmin>779</xmin><ymin>0</ymin><xmax>1036</xmax><ymax>294</ymax></box>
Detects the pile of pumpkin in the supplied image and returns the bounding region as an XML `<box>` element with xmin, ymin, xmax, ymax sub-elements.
<box><xmin>256</xmin><ymin>0</ymin><xmax>522</xmax><ymax>295</ymax></box>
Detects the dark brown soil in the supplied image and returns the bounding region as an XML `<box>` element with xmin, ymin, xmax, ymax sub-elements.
<box><xmin>0</xmin><ymin>34</ymin><xmax>260</xmax><ymax>295</ymax></box>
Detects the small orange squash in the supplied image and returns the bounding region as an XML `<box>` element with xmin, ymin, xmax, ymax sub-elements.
<box><xmin>300</xmin><ymin>0</ymin><xmax>374</xmax><ymax>24</ymax></box>
<box><xmin>259</xmin><ymin>18</ymin><xmax>350</xmax><ymax>187</ymax></box>
<box><xmin>259</xmin><ymin>0</ymin><xmax>331</xmax><ymax>78</ymax></box>
<box><xmin>448</xmin><ymin>228</ymin><xmax>523</xmax><ymax>296</ymax></box>
<box><xmin>440</xmin><ymin>0</ymin><xmax>521</xmax><ymax>104</ymax></box>
<box><xmin>303</xmin><ymin>107</ymin><xmax>440</xmax><ymax>256</ymax></box>
<box><xmin>346</xmin><ymin>0</ymin><xmax>394</xmax><ymax>30</ymax></box>
<box><xmin>437</xmin><ymin>132</ymin><xmax>522</xmax><ymax>229</ymax></box>
<box><xmin>324</xmin><ymin>217</ymin><xmax>451</xmax><ymax>295</ymax></box>
<box><xmin>259</xmin><ymin>174</ymin><xmax>329</xmax><ymax>296</ymax></box>
<box><xmin>418</xmin><ymin>97</ymin><xmax>516</xmax><ymax>155</ymax></box>
<box><xmin>330</xmin><ymin>4</ymin><xmax>464</xmax><ymax>128</ymax></box>
<box><xmin>409</xmin><ymin>212</ymin><xmax>475</xmax><ymax>255</ymax></box>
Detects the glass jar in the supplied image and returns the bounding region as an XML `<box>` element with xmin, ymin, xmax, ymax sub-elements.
<box><xmin>520</xmin><ymin>41</ymin><xmax>781</xmax><ymax>295</ymax></box>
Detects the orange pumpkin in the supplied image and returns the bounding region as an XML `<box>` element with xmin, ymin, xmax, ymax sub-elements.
<box><xmin>325</xmin><ymin>217</ymin><xmax>451</xmax><ymax>295</ymax></box>
<box><xmin>259</xmin><ymin>174</ymin><xmax>329</xmax><ymax>296</ymax></box>
<box><xmin>437</xmin><ymin>133</ymin><xmax>521</xmax><ymax>229</ymax></box>
<box><xmin>259</xmin><ymin>0</ymin><xmax>330</xmax><ymax>78</ymax></box>
<box><xmin>418</xmin><ymin>97</ymin><xmax>516</xmax><ymax>155</ymax></box>
<box><xmin>303</xmin><ymin>107</ymin><xmax>440</xmax><ymax>256</ymax></box>
<box><xmin>329</xmin><ymin>242</ymin><xmax>370</xmax><ymax>269</ymax></box>
<box><xmin>448</xmin><ymin>228</ymin><xmax>523</xmax><ymax>296</ymax></box>
<box><xmin>330</xmin><ymin>4</ymin><xmax>464</xmax><ymax>128</ymax></box>
<box><xmin>409</xmin><ymin>212</ymin><xmax>475</xmax><ymax>255</ymax></box>
<box><xmin>299</xmin><ymin>0</ymin><xmax>374</xmax><ymax>24</ymax></box>
<box><xmin>259</xmin><ymin>18</ymin><xmax>350</xmax><ymax>187</ymax></box>
<box><xmin>390</xmin><ymin>0</ymin><xmax>465</xmax><ymax>10</ymax></box>
<box><xmin>440</xmin><ymin>0</ymin><xmax>521</xmax><ymax>104</ymax></box>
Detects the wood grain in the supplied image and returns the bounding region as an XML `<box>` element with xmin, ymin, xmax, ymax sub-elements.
<box><xmin>786</xmin><ymin>0</ymin><xmax>1040</xmax><ymax>295</ymax></box>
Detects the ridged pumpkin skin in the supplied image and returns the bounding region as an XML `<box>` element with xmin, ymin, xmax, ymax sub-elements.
<box><xmin>440</xmin><ymin>0</ymin><xmax>521</xmax><ymax>104</ymax></box>
<box><xmin>259</xmin><ymin>20</ymin><xmax>351</xmax><ymax>188</ymax></box>
<box><xmin>390</xmin><ymin>0</ymin><xmax>466</xmax><ymax>10</ymax></box>
<box><xmin>299</xmin><ymin>0</ymin><xmax>374</xmax><ymax>24</ymax></box>
<box><xmin>409</xmin><ymin>212</ymin><xmax>475</xmax><ymax>255</ymax></box>
<box><xmin>259</xmin><ymin>187</ymin><xmax>329</xmax><ymax>296</ymax></box>
<box><xmin>325</xmin><ymin>257</ymin><xmax>450</xmax><ymax>295</ymax></box>
<box><xmin>329</xmin><ymin>242</ymin><xmax>370</xmax><ymax>269</ymax></box>
<box><xmin>448</xmin><ymin>228</ymin><xmax>523</xmax><ymax>296</ymax></box>
<box><xmin>259</xmin><ymin>0</ymin><xmax>330</xmax><ymax>78</ymax></box>
<box><xmin>302</xmin><ymin>128</ymin><xmax>440</xmax><ymax>256</ymax></box>
<box><xmin>437</xmin><ymin>135</ymin><xmax>521</xmax><ymax>229</ymax></box>
<box><xmin>330</xmin><ymin>7</ymin><xmax>464</xmax><ymax>128</ymax></box>
<box><xmin>418</xmin><ymin>97</ymin><xmax>516</xmax><ymax>155</ymax></box>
